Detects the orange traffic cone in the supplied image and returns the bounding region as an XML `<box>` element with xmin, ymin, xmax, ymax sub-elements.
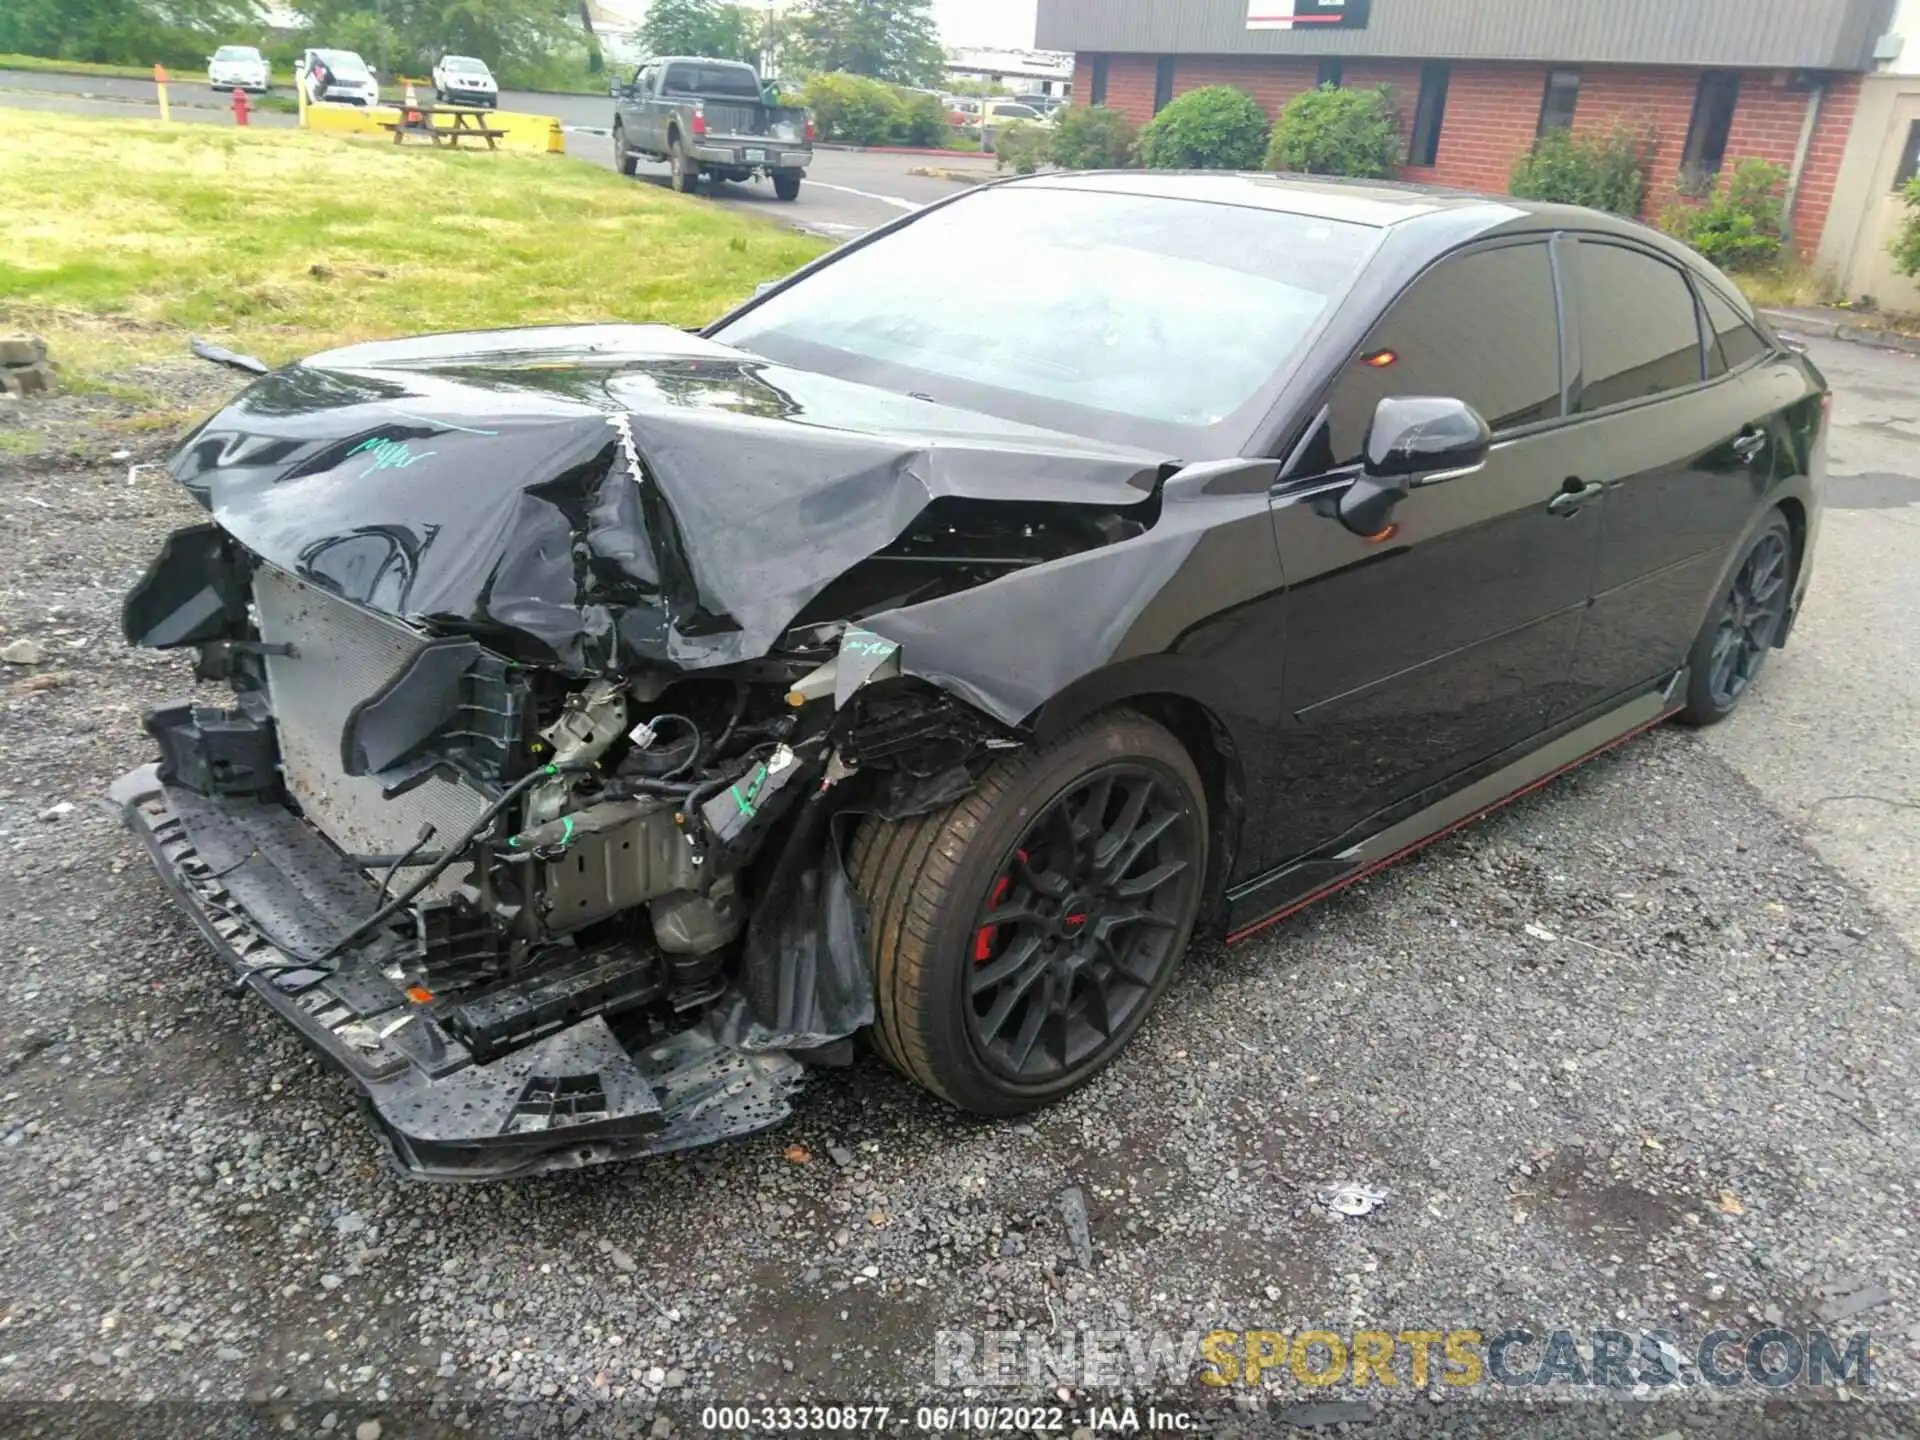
<box><xmin>403</xmin><ymin>79</ymin><xmax>422</xmax><ymax>127</ymax></box>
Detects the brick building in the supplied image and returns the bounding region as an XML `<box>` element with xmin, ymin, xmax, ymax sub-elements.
<box><xmin>1036</xmin><ymin>0</ymin><xmax>1916</xmax><ymax>264</ymax></box>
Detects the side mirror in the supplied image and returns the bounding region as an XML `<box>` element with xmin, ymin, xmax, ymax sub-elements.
<box><xmin>1337</xmin><ymin>396</ymin><xmax>1490</xmax><ymax>537</ymax></box>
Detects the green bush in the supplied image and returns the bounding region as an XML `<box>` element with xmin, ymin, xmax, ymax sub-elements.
<box><xmin>897</xmin><ymin>88</ymin><xmax>948</xmax><ymax>147</ymax></box>
<box><xmin>1893</xmin><ymin>176</ymin><xmax>1920</xmax><ymax>279</ymax></box>
<box><xmin>1509</xmin><ymin>124</ymin><xmax>1657</xmax><ymax>215</ymax></box>
<box><xmin>1266</xmin><ymin>84</ymin><xmax>1401</xmax><ymax>178</ymax></box>
<box><xmin>802</xmin><ymin>72</ymin><xmax>903</xmax><ymax>146</ymax></box>
<box><xmin>1047</xmin><ymin>104</ymin><xmax>1137</xmax><ymax>169</ymax></box>
<box><xmin>994</xmin><ymin>120</ymin><xmax>1050</xmax><ymax>174</ymax></box>
<box><xmin>1661</xmin><ymin>159</ymin><xmax>1790</xmax><ymax>271</ymax></box>
<box><xmin>1134</xmin><ymin>85</ymin><xmax>1270</xmax><ymax>170</ymax></box>
<box><xmin>802</xmin><ymin>71</ymin><xmax>950</xmax><ymax>147</ymax></box>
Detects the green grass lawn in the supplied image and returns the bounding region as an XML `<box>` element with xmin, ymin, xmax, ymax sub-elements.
<box><xmin>0</xmin><ymin>111</ymin><xmax>830</xmax><ymax>398</ymax></box>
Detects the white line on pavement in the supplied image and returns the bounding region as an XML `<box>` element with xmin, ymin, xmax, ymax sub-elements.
<box><xmin>801</xmin><ymin>180</ymin><xmax>920</xmax><ymax>211</ymax></box>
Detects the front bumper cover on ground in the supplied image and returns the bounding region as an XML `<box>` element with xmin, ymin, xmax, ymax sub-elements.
<box><xmin>110</xmin><ymin>763</ymin><xmax>803</xmax><ymax>1182</ymax></box>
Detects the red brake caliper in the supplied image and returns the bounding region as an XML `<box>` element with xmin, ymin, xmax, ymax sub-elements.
<box><xmin>974</xmin><ymin>849</ymin><xmax>1027</xmax><ymax>963</ymax></box>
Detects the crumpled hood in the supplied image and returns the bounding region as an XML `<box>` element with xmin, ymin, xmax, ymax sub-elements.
<box><xmin>167</xmin><ymin>324</ymin><xmax>1169</xmax><ymax>674</ymax></box>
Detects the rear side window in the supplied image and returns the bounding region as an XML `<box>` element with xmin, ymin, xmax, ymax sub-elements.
<box><xmin>1324</xmin><ymin>242</ymin><xmax>1562</xmax><ymax>467</ymax></box>
<box><xmin>1701</xmin><ymin>286</ymin><xmax>1771</xmax><ymax>372</ymax></box>
<box><xmin>1575</xmin><ymin>242</ymin><xmax>1705</xmax><ymax>410</ymax></box>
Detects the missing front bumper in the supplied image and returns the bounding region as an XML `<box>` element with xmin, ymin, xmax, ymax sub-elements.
<box><xmin>108</xmin><ymin>764</ymin><xmax>803</xmax><ymax>1182</ymax></box>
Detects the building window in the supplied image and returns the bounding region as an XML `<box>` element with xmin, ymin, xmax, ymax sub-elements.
<box><xmin>1538</xmin><ymin>69</ymin><xmax>1580</xmax><ymax>135</ymax></box>
<box><xmin>1089</xmin><ymin>54</ymin><xmax>1108</xmax><ymax>107</ymax></box>
<box><xmin>1682</xmin><ymin>71</ymin><xmax>1741</xmax><ymax>182</ymax></box>
<box><xmin>1154</xmin><ymin>56</ymin><xmax>1176</xmax><ymax>113</ymax></box>
<box><xmin>1408</xmin><ymin>61</ymin><xmax>1449</xmax><ymax>167</ymax></box>
<box><xmin>1896</xmin><ymin>121</ymin><xmax>1920</xmax><ymax>189</ymax></box>
<box><xmin>1317</xmin><ymin>58</ymin><xmax>1343</xmax><ymax>89</ymax></box>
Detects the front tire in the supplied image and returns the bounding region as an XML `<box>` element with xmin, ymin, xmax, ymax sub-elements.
<box><xmin>1679</xmin><ymin>511</ymin><xmax>1794</xmax><ymax>726</ymax></box>
<box><xmin>851</xmin><ymin>711</ymin><xmax>1208</xmax><ymax>1116</ymax></box>
<box><xmin>613</xmin><ymin>123</ymin><xmax>637</xmax><ymax>176</ymax></box>
<box><xmin>772</xmin><ymin>170</ymin><xmax>802</xmax><ymax>202</ymax></box>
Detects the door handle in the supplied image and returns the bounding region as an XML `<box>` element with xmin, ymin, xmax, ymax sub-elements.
<box><xmin>1547</xmin><ymin>479</ymin><xmax>1602</xmax><ymax>517</ymax></box>
<box><xmin>1733</xmin><ymin>430</ymin><xmax>1768</xmax><ymax>463</ymax></box>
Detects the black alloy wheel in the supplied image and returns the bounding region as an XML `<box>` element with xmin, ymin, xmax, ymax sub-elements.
<box><xmin>965</xmin><ymin>764</ymin><xmax>1198</xmax><ymax>1083</ymax></box>
<box><xmin>1681</xmin><ymin>512</ymin><xmax>1794</xmax><ymax>725</ymax></box>
<box><xmin>852</xmin><ymin>711</ymin><xmax>1208</xmax><ymax>1115</ymax></box>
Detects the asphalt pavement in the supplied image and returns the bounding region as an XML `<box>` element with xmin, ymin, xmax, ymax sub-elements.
<box><xmin>0</xmin><ymin>66</ymin><xmax>998</xmax><ymax>241</ymax></box>
<box><xmin>1</xmin><ymin>331</ymin><xmax>1916</xmax><ymax>1428</ymax></box>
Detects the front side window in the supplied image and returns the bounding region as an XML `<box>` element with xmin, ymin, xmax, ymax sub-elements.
<box><xmin>1320</xmin><ymin>242</ymin><xmax>1563</xmax><ymax>469</ymax></box>
<box><xmin>1574</xmin><ymin>242</ymin><xmax>1705</xmax><ymax>411</ymax></box>
<box><xmin>714</xmin><ymin>186</ymin><xmax>1377</xmax><ymax>451</ymax></box>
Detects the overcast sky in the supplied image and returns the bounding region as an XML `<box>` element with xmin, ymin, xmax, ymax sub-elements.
<box><xmin>933</xmin><ymin>0</ymin><xmax>1041</xmax><ymax>49</ymax></box>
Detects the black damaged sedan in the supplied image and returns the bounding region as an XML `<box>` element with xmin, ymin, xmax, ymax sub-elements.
<box><xmin>115</xmin><ymin>174</ymin><xmax>1827</xmax><ymax>1179</ymax></box>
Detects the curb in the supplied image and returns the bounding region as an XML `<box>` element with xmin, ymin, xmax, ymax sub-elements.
<box><xmin>908</xmin><ymin>166</ymin><xmax>997</xmax><ymax>183</ymax></box>
<box><xmin>1757</xmin><ymin>307</ymin><xmax>1920</xmax><ymax>356</ymax></box>
<box><xmin>811</xmin><ymin>141</ymin><xmax>996</xmax><ymax>159</ymax></box>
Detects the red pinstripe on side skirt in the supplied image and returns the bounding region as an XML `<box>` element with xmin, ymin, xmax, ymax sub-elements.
<box><xmin>1225</xmin><ymin>709</ymin><xmax>1680</xmax><ymax>945</ymax></box>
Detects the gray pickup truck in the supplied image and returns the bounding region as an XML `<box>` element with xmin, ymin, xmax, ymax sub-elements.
<box><xmin>612</xmin><ymin>57</ymin><xmax>812</xmax><ymax>201</ymax></box>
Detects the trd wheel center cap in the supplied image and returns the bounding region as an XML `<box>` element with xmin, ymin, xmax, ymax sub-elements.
<box><xmin>1054</xmin><ymin>895</ymin><xmax>1094</xmax><ymax>939</ymax></box>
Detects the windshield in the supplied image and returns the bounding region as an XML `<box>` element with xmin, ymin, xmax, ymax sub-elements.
<box><xmin>316</xmin><ymin>51</ymin><xmax>369</xmax><ymax>77</ymax></box>
<box><xmin>713</xmin><ymin>185</ymin><xmax>1375</xmax><ymax>452</ymax></box>
<box><xmin>444</xmin><ymin>57</ymin><xmax>488</xmax><ymax>74</ymax></box>
<box><xmin>662</xmin><ymin>62</ymin><xmax>761</xmax><ymax>98</ymax></box>
<box><xmin>214</xmin><ymin>47</ymin><xmax>259</xmax><ymax>62</ymax></box>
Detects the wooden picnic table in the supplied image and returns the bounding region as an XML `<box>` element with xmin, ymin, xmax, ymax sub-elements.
<box><xmin>380</xmin><ymin>104</ymin><xmax>507</xmax><ymax>150</ymax></box>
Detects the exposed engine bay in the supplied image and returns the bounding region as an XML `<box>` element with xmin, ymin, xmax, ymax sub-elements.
<box><xmin>109</xmin><ymin>325</ymin><xmax>1210</xmax><ymax>1178</ymax></box>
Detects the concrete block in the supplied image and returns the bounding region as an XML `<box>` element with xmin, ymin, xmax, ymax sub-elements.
<box><xmin>4</xmin><ymin>361</ymin><xmax>55</xmax><ymax>396</ymax></box>
<box><xmin>0</xmin><ymin>336</ymin><xmax>47</xmax><ymax>367</ymax></box>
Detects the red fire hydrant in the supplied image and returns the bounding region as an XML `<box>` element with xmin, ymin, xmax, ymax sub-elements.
<box><xmin>231</xmin><ymin>87</ymin><xmax>250</xmax><ymax>127</ymax></box>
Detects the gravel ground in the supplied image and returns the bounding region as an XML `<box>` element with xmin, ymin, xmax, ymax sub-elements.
<box><xmin>1</xmin><ymin>364</ymin><xmax>1916</xmax><ymax>1438</ymax></box>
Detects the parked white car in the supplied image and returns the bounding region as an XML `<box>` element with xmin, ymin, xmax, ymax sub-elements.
<box><xmin>433</xmin><ymin>55</ymin><xmax>499</xmax><ymax>108</ymax></box>
<box><xmin>207</xmin><ymin>44</ymin><xmax>270</xmax><ymax>93</ymax></box>
<box><xmin>296</xmin><ymin>48</ymin><xmax>380</xmax><ymax>107</ymax></box>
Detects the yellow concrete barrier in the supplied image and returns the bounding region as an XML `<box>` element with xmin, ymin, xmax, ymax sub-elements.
<box><xmin>304</xmin><ymin>102</ymin><xmax>564</xmax><ymax>154</ymax></box>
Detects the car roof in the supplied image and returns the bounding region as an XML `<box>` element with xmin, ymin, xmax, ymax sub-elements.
<box><xmin>442</xmin><ymin>54</ymin><xmax>487</xmax><ymax>65</ymax></box>
<box><xmin>1005</xmin><ymin>170</ymin><xmax>1669</xmax><ymax>243</ymax></box>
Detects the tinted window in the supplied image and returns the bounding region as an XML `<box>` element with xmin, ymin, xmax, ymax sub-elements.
<box><xmin>1702</xmin><ymin>286</ymin><xmax>1770</xmax><ymax>372</ymax></box>
<box><xmin>1575</xmin><ymin>243</ymin><xmax>1704</xmax><ymax>410</ymax></box>
<box><xmin>1323</xmin><ymin>243</ymin><xmax>1562</xmax><ymax>468</ymax></box>
<box><xmin>1408</xmin><ymin>62</ymin><xmax>1449</xmax><ymax>167</ymax></box>
<box><xmin>1682</xmin><ymin>71</ymin><xmax>1740</xmax><ymax>180</ymax></box>
<box><xmin>1539</xmin><ymin>70</ymin><xmax>1579</xmax><ymax>134</ymax></box>
<box><xmin>1895</xmin><ymin>120</ymin><xmax>1920</xmax><ymax>190</ymax></box>
<box><xmin>714</xmin><ymin>187</ymin><xmax>1376</xmax><ymax>449</ymax></box>
<box><xmin>1090</xmin><ymin>55</ymin><xmax>1109</xmax><ymax>106</ymax></box>
<box><xmin>1154</xmin><ymin>57</ymin><xmax>1175</xmax><ymax>112</ymax></box>
<box><xmin>662</xmin><ymin>62</ymin><xmax>761</xmax><ymax>98</ymax></box>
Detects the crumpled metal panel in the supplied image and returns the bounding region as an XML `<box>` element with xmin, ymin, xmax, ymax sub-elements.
<box><xmin>163</xmin><ymin>324</ymin><xmax>1169</xmax><ymax>680</ymax></box>
<box><xmin>254</xmin><ymin>565</ymin><xmax>490</xmax><ymax>873</ymax></box>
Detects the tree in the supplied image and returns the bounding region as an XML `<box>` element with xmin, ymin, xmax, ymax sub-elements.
<box><xmin>0</xmin><ymin>0</ymin><xmax>262</xmax><ymax>68</ymax></box>
<box><xmin>639</xmin><ymin>0</ymin><xmax>760</xmax><ymax>64</ymax></box>
<box><xmin>784</xmin><ymin>0</ymin><xmax>942</xmax><ymax>87</ymax></box>
<box><xmin>293</xmin><ymin>0</ymin><xmax>576</xmax><ymax>80</ymax></box>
